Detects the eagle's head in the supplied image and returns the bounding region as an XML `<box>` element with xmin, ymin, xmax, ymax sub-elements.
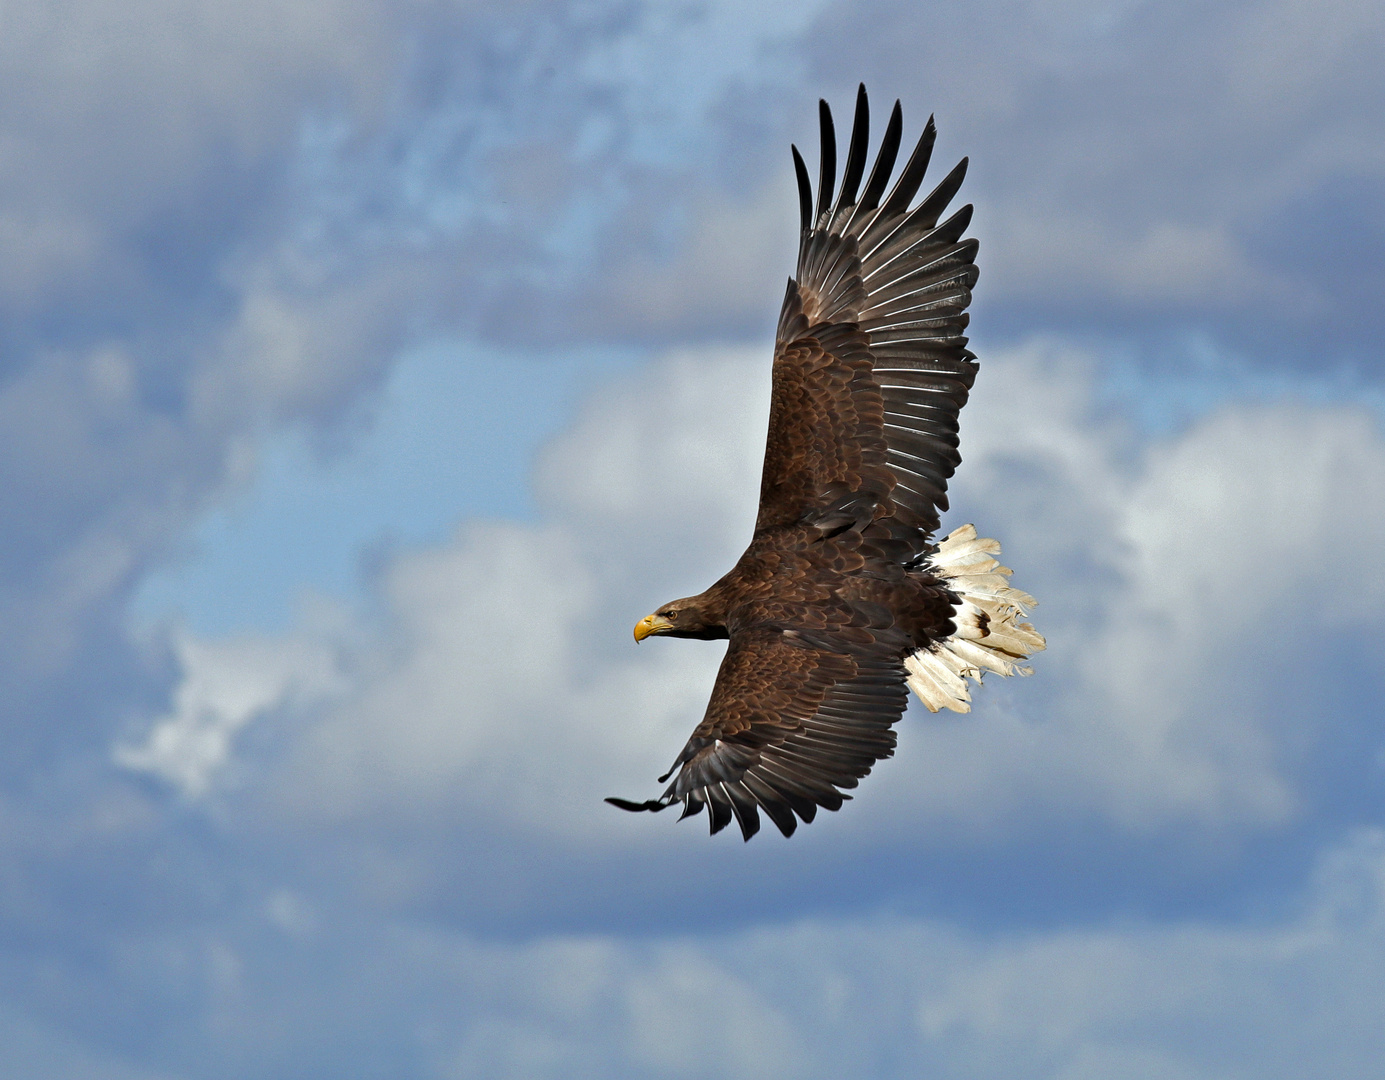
<box><xmin>634</xmin><ymin>596</ymin><xmax>728</xmax><ymax>641</ymax></box>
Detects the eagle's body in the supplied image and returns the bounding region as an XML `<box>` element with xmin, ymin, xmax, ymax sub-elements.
<box><xmin>610</xmin><ymin>87</ymin><xmax>1044</xmax><ymax>840</ymax></box>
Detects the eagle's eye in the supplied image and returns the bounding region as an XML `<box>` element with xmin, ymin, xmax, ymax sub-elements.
<box><xmin>664</xmin><ymin>610</ymin><xmax>678</xmax><ymax>620</ymax></box>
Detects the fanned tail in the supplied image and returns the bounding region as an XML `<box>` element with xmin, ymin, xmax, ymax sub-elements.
<box><xmin>905</xmin><ymin>524</ymin><xmax>1045</xmax><ymax>713</ymax></box>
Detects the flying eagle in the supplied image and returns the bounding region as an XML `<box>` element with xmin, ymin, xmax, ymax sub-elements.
<box><xmin>608</xmin><ymin>86</ymin><xmax>1044</xmax><ymax>840</ymax></box>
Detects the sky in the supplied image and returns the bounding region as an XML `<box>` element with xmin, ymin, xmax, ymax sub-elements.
<box><xmin>2</xmin><ymin>0</ymin><xmax>1384</xmax><ymax>1076</ymax></box>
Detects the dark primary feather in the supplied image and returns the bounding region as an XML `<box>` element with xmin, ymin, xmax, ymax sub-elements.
<box><xmin>846</xmin><ymin>99</ymin><xmax>903</xmax><ymax>230</ymax></box>
<box><xmin>791</xmin><ymin>145</ymin><xmax>812</xmax><ymax>235</ymax></box>
<box><xmin>795</xmin><ymin>85</ymin><xmax>979</xmax><ymax>538</ymax></box>
<box><xmin>815</xmin><ymin>99</ymin><xmax>836</xmax><ymax>222</ymax></box>
<box><xmin>830</xmin><ymin>85</ymin><xmax>871</xmax><ymax>229</ymax></box>
<box><xmin>610</xmin><ymin>87</ymin><xmax>979</xmax><ymax>840</ymax></box>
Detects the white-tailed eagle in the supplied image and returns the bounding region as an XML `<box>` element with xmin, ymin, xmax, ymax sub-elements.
<box><xmin>609</xmin><ymin>86</ymin><xmax>1044</xmax><ymax>840</ymax></box>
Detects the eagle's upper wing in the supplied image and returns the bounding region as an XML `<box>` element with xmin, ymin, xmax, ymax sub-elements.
<box><xmin>758</xmin><ymin>85</ymin><xmax>979</xmax><ymax>540</ymax></box>
<box><xmin>608</xmin><ymin>614</ymin><xmax>909</xmax><ymax>840</ymax></box>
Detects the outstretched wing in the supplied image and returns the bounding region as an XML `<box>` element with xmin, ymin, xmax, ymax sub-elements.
<box><xmin>608</xmin><ymin>617</ymin><xmax>909</xmax><ymax>840</ymax></box>
<box><xmin>760</xmin><ymin>85</ymin><xmax>979</xmax><ymax>541</ymax></box>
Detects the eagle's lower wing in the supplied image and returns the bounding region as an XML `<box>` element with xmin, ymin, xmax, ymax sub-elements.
<box><xmin>607</xmin><ymin>622</ymin><xmax>909</xmax><ymax>840</ymax></box>
<box><xmin>760</xmin><ymin>85</ymin><xmax>979</xmax><ymax>541</ymax></box>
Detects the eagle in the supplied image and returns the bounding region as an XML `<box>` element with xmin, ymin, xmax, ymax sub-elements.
<box><xmin>608</xmin><ymin>86</ymin><xmax>1044</xmax><ymax>840</ymax></box>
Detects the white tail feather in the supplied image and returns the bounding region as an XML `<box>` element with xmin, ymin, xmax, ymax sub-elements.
<box><xmin>905</xmin><ymin>525</ymin><xmax>1046</xmax><ymax>714</ymax></box>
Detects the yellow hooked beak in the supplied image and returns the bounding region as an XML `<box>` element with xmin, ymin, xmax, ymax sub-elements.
<box><xmin>633</xmin><ymin>613</ymin><xmax>674</xmax><ymax>642</ymax></box>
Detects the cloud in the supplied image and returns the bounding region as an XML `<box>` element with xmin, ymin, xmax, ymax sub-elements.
<box><xmin>620</xmin><ymin>946</ymin><xmax>807</xmax><ymax>1080</ymax></box>
<box><xmin>123</xmin><ymin>346</ymin><xmax>772</xmax><ymax>838</ymax></box>
<box><xmin>7</xmin><ymin>0</ymin><xmax>1384</xmax><ymax>685</ymax></box>
<box><xmin>0</xmin><ymin>0</ymin><xmax>831</xmax><ymax>710</ymax></box>
<box><xmin>429</xmin><ymin>826</ymin><xmax>1385</xmax><ymax>1078</ymax></box>
<box><xmin>804</xmin><ymin>0</ymin><xmax>1385</xmax><ymax>361</ymax></box>
<box><xmin>988</xmin><ymin>216</ymin><xmax>1302</xmax><ymax>308</ymax></box>
<box><xmin>120</xmin><ymin>335</ymin><xmax>1385</xmax><ymax>863</ymax></box>
<box><xmin>11</xmin><ymin>824</ymin><xmax>1384</xmax><ymax>1078</ymax></box>
<box><xmin>0</xmin><ymin>0</ymin><xmax>396</xmax><ymax>315</ymax></box>
<box><xmin>115</xmin><ymin>630</ymin><xmax>345</xmax><ymax>797</ymax></box>
<box><xmin>600</xmin><ymin>172</ymin><xmax>799</xmax><ymax>336</ymax></box>
<box><xmin>0</xmin><ymin>0</ymin><xmax>422</xmax><ymax>699</ymax></box>
<box><xmin>7</xmin><ymin>2</ymin><xmax>1385</xmax><ymax>1073</ymax></box>
<box><xmin>14</xmin><ymin>0</ymin><xmax>1385</xmax><ymax>738</ymax></box>
<box><xmin>906</xmin><ymin>829</ymin><xmax>1385</xmax><ymax>1079</ymax></box>
<box><xmin>881</xmin><ymin>342</ymin><xmax>1385</xmax><ymax>833</ymax></box>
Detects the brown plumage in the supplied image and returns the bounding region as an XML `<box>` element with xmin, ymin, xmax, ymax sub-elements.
<box><xmin>609</xmin><ymin>86</ymin><xmax>1044</xmax><ymax>840</ymax></box>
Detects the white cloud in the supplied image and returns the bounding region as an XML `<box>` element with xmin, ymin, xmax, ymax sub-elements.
<box><xmin>14</xmin><ymin>5</ymin><xmax>1385</xmax><ymax>1076</ymax></box>
<box><xmin>124</xmin><ymin>336</ymin><xmax>1385</xmax><ymax>847</ymax></box>
<box><xmin>0</xmin><ymin>0</ymin><xmax>831</xmax><ymax>694</ymax></box>
<box><xmin>621</xmin><ymin>946</ymin><xmax>807</xmax><ymax>1080</ymax></box>
<box><xmin>877</xmin><ymin>343</ymin><xmax>1385</xmax><ymax>832</ymax></box>
<box><xmin>268</xmin><ymin>347</ymin><xmax>775</xmax><ymax>836</ymax></box>
<box><xmin>0</xmin><ymin>0</ymin><xmax>423</xmax><ymax>687</ymax></box>
<box><xmin>116</xmin><ymin>630</ymin><xmax>343</xmax><ymax>797</ymax></box>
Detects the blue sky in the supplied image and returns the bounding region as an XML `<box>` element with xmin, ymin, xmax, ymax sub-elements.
<box><xmin>2</xmin><ymin>1</ymin><xmax>1385</xmax><ymax>1077</ymax></box>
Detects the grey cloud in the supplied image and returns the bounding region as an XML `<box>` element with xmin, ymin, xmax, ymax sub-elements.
<box><xmin>6</xmin><ymin>826</ymin><xmax>1385</xmax><ymax>1078</ymax></box>
<box><xmin>0</xmin><ymin>13</ymin><xmax>841</xmax><ymax>1048</ymax></box>
<box><xmin>325</xmin><ymin>0</ymin><xmax>1382</xmax><ymax>362</ymax></box>
<box><xmin>0</xmin><ymin>0</ymin><xmax>396</xmax><ymax>321</ymax></box>
<box><xmin>801</xmin><ymin>0</ymin><xmax>1385</xmax><ymax>366</ymax></box>
<box><xmin>0</xmin><ymin>0</ymin><xmax>408</xmax><ymax>696</ymax></box>
<box><xmin>0</xmin><ymin>0</ymin><xmax>639</xmax><ymax>706</ymax></box>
